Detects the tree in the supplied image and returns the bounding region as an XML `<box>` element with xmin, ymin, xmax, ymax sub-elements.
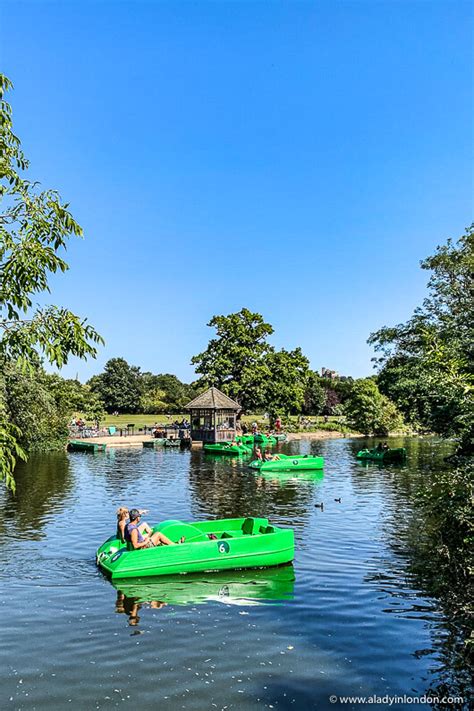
<box><xmin>369</xmin><ymin>226</ymin><xmax>473</xmax><ymax>452</ymax></box>
<box><xmin>322</xmin><ymin>388</ymin><xmax>342</xmax><ymax>416</ymax></box>
<box><xmin>302</xmin><ymin>371</ymin><xmax>326</xmax><ymax>416</ymax></box>
<box><xmin>1</xmin><ymin>365</ymin><xmax>69</xmax><ymax>451</ymax></box>
<box><xmin>139</xmin><ymin>386</ymin><xmax>168</xmax><ymax>414</ymax></box>
<box><xmin>344</xmin><ymin>378</ymin><xmax>404</xmax><ymax>436</ymax></box>
<box><xmin>264</xmin><ymin>348</ymin><xmax>310</xmax><ymax>418</ymax></box>
<box><xmin>88</xmin><ymin>358</ymin><xmax>141</xmax><ymax>413</ymax></box>
<box><xmin>191</xmin><ymin>308</ymin><xmax>274</xmax><ymax>412</ymax></box>
<box><xmin>141</xmin><ymin>373</ymin><xmax>198</xmax><ymax>413</ymax></box>
<box><xmin>45</xmin><ymin>375</ymin><xmax>106</xmax><ymax>422</ymax></box>
<box><xmin>0</xmin><ymin>74</ymin><xmax>103</xmax><ymax>489</ymax></box>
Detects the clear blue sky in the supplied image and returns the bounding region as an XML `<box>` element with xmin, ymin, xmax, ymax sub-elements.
<box><xmin>1</xmin><ymin>1</ymin><xmax>472</xmax><ymax>382</ymax></box>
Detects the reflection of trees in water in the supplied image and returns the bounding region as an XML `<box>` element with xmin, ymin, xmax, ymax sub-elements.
<box><xmin>187</xmin><ymin>450</ymin><xmax>319</xmax><ymax>523</ymax></box>
<box><xmin>358</xmin><ymin>439</ymin><xmax>471</xmax><ymax>706</ymax></box>
<box><xmin>99</xmin><ymin>448</ymin><xmax>144</xmax><ymax>498</ymax></box>
<box><xmin>0</xmin><ymin>452</ymin><xmax>72</xmax><ymax>537</ymax></box>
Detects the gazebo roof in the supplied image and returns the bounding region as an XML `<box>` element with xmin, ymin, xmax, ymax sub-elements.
<box><xmin>185</xmin><ymin>386</ymin><xmax>241</xmax><ymax>411</ymax></box>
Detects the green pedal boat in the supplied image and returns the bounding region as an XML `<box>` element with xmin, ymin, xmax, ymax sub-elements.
<box><xmin>96</xmin><ymin>517</ymin><xmax>294</xmax><ymax>579</ymax></box>
<box><xmin>163</xmin><ymin>439</ymin><xmax>181</xmax><ymax>447</ymax></box>
<box><xmin>249</xmin><ymin>454</ymin><xmax>324</xmax><ymax>471</ymax></box>
<box><xmin>253</xmin><ymin>434</ymin><xmax>277</xmax><ymax>445</ymax></box>
<box><xmin>203</xmin><ymin>442</ymin><xmax>252</xmax><ymax>455</ymax></box>
<box><xmin>356</xmin><ymin>447</ymin><xmax>406</xmax><ymax>463</ymax></box>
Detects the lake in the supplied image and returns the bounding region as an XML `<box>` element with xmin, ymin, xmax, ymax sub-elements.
<box><xmin>0</xmin><ymin>437</ymin><xmax>467</xmax><ymax>709</ymax></box>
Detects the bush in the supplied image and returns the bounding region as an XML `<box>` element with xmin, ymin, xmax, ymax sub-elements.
<box><xmin>345</xmin><ymin>378</ymin><xmax>405</xmax><ymax>435</ymax></box>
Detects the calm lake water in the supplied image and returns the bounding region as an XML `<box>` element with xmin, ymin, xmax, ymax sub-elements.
<box><xmin>0</xmin><ymin>437</ymin><xmax>466</xmax><ymax>710</ymax></box>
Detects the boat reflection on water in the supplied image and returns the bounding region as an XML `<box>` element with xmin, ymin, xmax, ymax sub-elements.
<box><xmin>112</xmin><ymin>564</ymin><xmax>295</xmax><ymax>624</ymax></box>
<box><xmin>255</xmin><ymin>470</ymin><xmax>324</xmax><ymax>485</ymax></box>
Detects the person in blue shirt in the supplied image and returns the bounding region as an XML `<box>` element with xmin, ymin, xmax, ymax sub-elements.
<box><xmin>125</xmin><ymin>509</ymin><xmax>185</xmax><ymax>550</ymax></box>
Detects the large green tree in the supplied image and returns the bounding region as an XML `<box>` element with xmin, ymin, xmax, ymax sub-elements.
<box><xmin>0</xmin><ymin>74</ymin><xmax>103</xmax><ymax>489</ymax></box>
<box><xmin>344</xmin><ymin>378</ymin><xmax>404</xmax><ymax>436</ymax></box>
<box><xmin>302</xmin><ymin>371</ymin><xmax>326</xmax><ymax>416</ymax></box>
<box><xmin>264</xmin><ymin>348</ymin><xmax>310</xmax><ymax>418</ymax></box>
<box><xmin>369</xmin><ymin>226</ymin><xmax>473</xmax><ymax>452</ymax></box>
<box><xmin>1</xmin><ymin>365</ymin><xmax>69</xmax><ymax>451</ymax></box>
<box><xmin>140</xmin><ymin>373</ymin><xmax>199</xmax><ymax>413</ymax></box>
<box><xmin>88</xmin><ymin>358</ymin><xmax>141</xmax><ymax>413</ymax></box>
<box><xmin>191</xmin><ymin>308</ymin><xmax>274</xmax><ymax>411</ymax></box>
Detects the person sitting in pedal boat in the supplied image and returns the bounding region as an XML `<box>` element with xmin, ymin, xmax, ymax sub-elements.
<box><xmin>116</xmin><ymin>506</ymin><xmax>151</xmax><ymax>542</ymax></box>
<box><xmin>124</xmin><ymin>509</ymin><xmax>185</xmax><ymax>550</ymax></box>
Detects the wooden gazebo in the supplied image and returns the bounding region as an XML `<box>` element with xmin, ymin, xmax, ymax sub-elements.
<box><xmin>185</xmin><ymin>386</ymin><xmax>241</xmax><ymax>443</ymax></box>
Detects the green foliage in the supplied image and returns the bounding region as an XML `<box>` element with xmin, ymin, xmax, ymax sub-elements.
<box><xmin>0</xmin><ymin>74</ymin><xmax>103</xmax><ymax>488</ymax></box>
<box><xmin>370</xmin><ymin>226</ymin><xmax>473</xmax><ymax>452</ymax></box>
<box><xmin>264</xmin><ymin>347</ymin><xmax>309</xmax><ymax>418</ymax></box>
<box><xmin>414</xmin><ymin>462</ymin><xmax>473</xmax><ymax>587</ymax></box>
<box><xmin>408</xmin><ymin>460</ymin><xmax>474</xmax><ymax>690</ymax></box>
<box><xmin>344</xmin><ymin>378</ymin><xmax>405</xmax><ymax>435</ymax></box>
<box><xmin>315</xmin><ymin>420</ymin><xmax>349</xmax><ymax>433</ymax></box>
<box><xmin>139</xmin><ymin>386</ymin><xmax>168</xmax><ymax>414</ymax></box>
<box><xmin>88</xmin><ymin>358</ymin><xmax>142</xmax><ymax>414</ymax></box>
<box><xmin>140</xmin><ymin>373</ymin><xmax>199</xmax><ymax>413</ymax></box>
<box><xmin>0</xmin><ymin>405</ymin><xmax>26</xmax><ymax>493</ymax></box>
<box><xmin>1</xmin><ymin>364</ymin><xmax>69</xmax><ymax>451</ymax></box>
<box><xmin>191</xmin><ymin>308</ymin><xmax>313</xmax><ymax>415</ymax></box>
<box><xmin>88</xmin><ymin>361</ymin><xmax>199</xmax><ymax>415</ymax></box>
<box><xmin>191</xmin><ymin>308</ymin><xmax>274</xmax><ymax>412</ymax></box>
<box><xmin>45</xmin><ymin>375</ymin><xmax>106</xmax><ymax>421</ymax></box>
<box><xmin>302</xmin><ymin>371</ymin><xmax>326</xmax><ymax>415</ymax></box>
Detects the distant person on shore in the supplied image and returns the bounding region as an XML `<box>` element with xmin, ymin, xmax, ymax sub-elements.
<box><xmin>274</xmin><ymin>416</ymin><xmax>282</xmax><ymax>433</ymax></box>
<box><xmin>252</xmin><ymin>421</ymin><xmax>258</xmax><ymax>434</ymax></box>
<box><xmin>125</xmin><ymin>509</ymin><xmax>185</xmax><ymax>549</ymax></box>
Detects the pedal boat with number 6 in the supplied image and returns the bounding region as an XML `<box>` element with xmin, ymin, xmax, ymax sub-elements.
<box><xmin>96</xmin><ymin>517</ymin><xmax>294</xmax><ymax>580</ymax></box>
<box><xmin>248</xmin><ymin>454</ymin><xmax>324</xmax><ymax>471</ymax></box>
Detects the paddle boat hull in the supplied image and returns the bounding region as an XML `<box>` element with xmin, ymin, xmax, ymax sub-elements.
<box><xmin>163</xmin><ymin>439</ymin><xmax>181</xmax><ymax>447</ymax></box>
<box><xmin>236</xmin><ymin>435</ymin><xmax>255</xmax><ymax>445</ymax></box>
<box><xmin>236</xmin><ymin>434</ymin><xmax>277</xmax><ymax>446</ymax></box>
<box><xmin>143</xmin><ymin>438</ymin><xmax>167</xmax><ymax>447</ymax></box>
<box><xmin>96</xmin><ymin>517</ymin><xmax>294</xmax><ymax>580</ymax></box>
<box><xmin>253</xmin><ymin>434</ymin><xmax>277</xmax><ymax>445</ymax></box>
<box><xmin>356</xmin><ymin>447</ymin><xmax>406</xmax><ymax>463</ymax></box>
<box><xmin>203</xmin><ymin>443</ymin><xmax>251</xmax><ymax>455</ymax></box>
<box><xmin>68</xmin><ymin>440</ymin><xmax>106</xmax><ymax>453</ymax></box>
<box><xmin>249</xmin><ymin>454</ymin><xmax>324</xmax><ymax>471</ymax></box>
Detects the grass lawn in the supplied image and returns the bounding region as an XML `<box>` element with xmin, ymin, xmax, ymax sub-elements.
<box><xmin>87</xmin><ymin>413</ymin><xmax>343</xmax><ymax>429</ymax></box>
<box><xmin>98</xmin><ymin>414</ymin><xmax>188</xmax><ymax>427</ymax></box>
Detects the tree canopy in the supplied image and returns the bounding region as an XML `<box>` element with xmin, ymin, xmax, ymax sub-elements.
<box><xmin>191</xmin><ymin>308</ymin><xmax>274</xmax><ymax>412</ymax></box>
<box><xmin>369</xmin><ymin>226</ymin><xmax>473</xmax><ymax>452</ymax></box>
<box><xmin>0</xmin><ymin>74</ymin><xmax>103</xmax><ymax>488</ymax></box>
<box><xmin>88</xmin><ymin>358</ymin><xmax>142</xmax><ymax>414</ymax></box>
<box><xmin>264</xmin><ymin>348</ymin><xmax>309</xmax><ymax>418</ymax></box>
<box><xmin>344</xmin><ymin>378</ymin><xmax>404</xmax><ymax>436</ymax></box>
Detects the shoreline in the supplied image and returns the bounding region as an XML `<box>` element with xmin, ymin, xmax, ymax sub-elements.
<box><xmin>74</xmin><ymin>430</ymin><xmax>362</xmax><ymax>448</ymax></box>
<box><xmin>286</xmin><ymin>430</ymin><xmax>363</xmax><ymax>441</ymax></box>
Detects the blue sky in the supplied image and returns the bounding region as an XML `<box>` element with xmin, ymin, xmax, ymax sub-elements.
<box><xmin>1</xmin><ymin>0</ymin><xmax>472</xmax><ymax>382</ymax></box>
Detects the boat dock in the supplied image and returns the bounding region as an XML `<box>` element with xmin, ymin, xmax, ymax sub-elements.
<box><xmin>68</xmin><ymin>433</ymin><xmax>198</xmax><ymax>450</ymax></box>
